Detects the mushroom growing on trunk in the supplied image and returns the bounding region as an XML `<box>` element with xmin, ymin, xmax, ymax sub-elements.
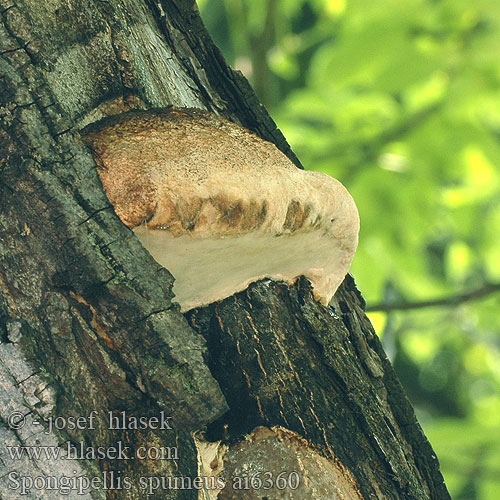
<box><xmin>82</xmin><ymin>108</ymin><xmax>359</xmax><ymax>311</ymax></box>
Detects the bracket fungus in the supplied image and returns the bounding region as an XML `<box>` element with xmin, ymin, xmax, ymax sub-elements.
<box><xmin>82</xmin><ymin>108</ymin><xmax>359</xmax><ymax>312</ymax></box>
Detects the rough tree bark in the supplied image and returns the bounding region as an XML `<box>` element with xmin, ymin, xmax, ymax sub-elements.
<box><xmin>0</xmin><ymin>1</ymin><xmax>450</xmax><ymax>499</ymax></box>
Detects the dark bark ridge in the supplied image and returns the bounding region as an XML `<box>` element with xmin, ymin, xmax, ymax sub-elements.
<box><xmin>187</xmin><ymin>276</ymin><xmax>450</xmax><ymax>499</ymax></box>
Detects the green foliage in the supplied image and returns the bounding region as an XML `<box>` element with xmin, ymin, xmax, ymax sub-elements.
<box><xmin>198</xmin><ymin>0</ymin><xmax>500</xmax><ymax>496</ymax></box>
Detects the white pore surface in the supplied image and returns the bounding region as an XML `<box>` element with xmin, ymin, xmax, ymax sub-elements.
<box><xmin>134</xmin><ymin>227</ymin><xmax>351</xmax><ymax>312</ymax></box>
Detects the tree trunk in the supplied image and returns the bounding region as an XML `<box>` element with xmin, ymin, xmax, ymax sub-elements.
<box><xmin>0</xmin><ymin>1</ymin><xmax>450</xmax><ymax>499</ymax></box>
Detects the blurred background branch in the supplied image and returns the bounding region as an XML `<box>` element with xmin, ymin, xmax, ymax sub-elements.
<box><xmin>366</xmin><ymin>281</ymin><xmax>500</xmax><ymax>312</ymax></box>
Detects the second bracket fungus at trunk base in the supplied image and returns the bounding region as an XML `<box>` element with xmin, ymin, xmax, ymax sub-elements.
<box><xmin>82</xmin><ymin>108</ymin><xmax>359</xmax><ymax>312</ymax></box>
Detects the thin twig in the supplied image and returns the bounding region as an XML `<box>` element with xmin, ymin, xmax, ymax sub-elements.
<box><xmin>365</xmin><ymin>282</ymin><xmax>500</xmax><ymax>313</ymax></box>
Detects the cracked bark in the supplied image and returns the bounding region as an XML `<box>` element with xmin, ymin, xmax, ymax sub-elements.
<box><xmin>0</xmin><ymin>0</ymin><xmax>450</xmax><ymax>499</ymax></box>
